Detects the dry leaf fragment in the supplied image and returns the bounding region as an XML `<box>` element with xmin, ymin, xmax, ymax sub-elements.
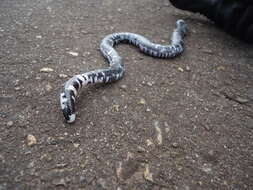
<box><xmin>143</xmin><ymin>164</ymin><xmax>153</xmax><ymax>182</ymax></box>
<box><xmin>154</xmin><ymin>121</ymin><xmax>162</xmax><ymax>145</ymax></box>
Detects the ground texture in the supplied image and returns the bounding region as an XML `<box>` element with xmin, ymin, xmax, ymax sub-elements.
<box><xmin>0</xmin><ymin>0</ymin><xmax>253</xmax><ymax>189</ymax></box>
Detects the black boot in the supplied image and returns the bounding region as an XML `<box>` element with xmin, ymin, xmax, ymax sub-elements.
<box><xmin>169</xmin><ymin>0</ymin><xmax>217</xmax><ymax>18</ymax></box>
<box><xmin>169</xmin><ymin>0</ymin><xmax>253</xmax><ymax>43</ymax></box>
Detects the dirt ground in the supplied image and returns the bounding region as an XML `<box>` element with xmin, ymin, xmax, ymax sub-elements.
<box><xmin>0</xmin><ymin>0</ymin><xmax>253</xmax><ymax>189</ymax></box>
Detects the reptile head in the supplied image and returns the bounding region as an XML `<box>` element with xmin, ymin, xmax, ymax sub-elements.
<box><xmin>176</xmin><ymin>19</ymin><xmax>187</xmax><ymax>36</ymax></box>
<box><xmin>60</xmin><ymin>91</ymin><xmax>76</xmax><ymax>123</ymax></box>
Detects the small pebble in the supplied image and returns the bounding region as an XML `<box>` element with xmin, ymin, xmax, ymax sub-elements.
<box><xmin>208</xmin><ymin>150</ymin><xmax>214</xmax><ymax>156</ymax></box>
<box><xmin>25</xmin><ymin>91</ymin><xmax>31</xmax><ymax>97</ymax></box>
<box><xmin>217</xmin><ymin>66</ymin><xmax>225</xmax><ymax>71</ymax></box>
<box><xmin>81</xmin><ymin>30</ymin><xmax>89</xmax><ymax>34</ymax></box>
<box><xmin>202</xmin><ymin>164</ymin><xmax>212</xmax><ymax>174</ymax></box>
<box><xmin>73</xmin><ymin>143</ymin><xmax>80</xmax><ymax>148</ymax></box>
<box><xmin>40</xmin><ymin>67</ymin><xmax>54</xmax><ymax>73</ymax></box>
<box><xmin>53</xmin><ymin>178</ymin><xmax>66</xmax><ymax>186</ymax></box>
<box><xmin>192</xmin><ymin>29</ymin><xmax>197</xmax><ymax>34</ymax></box>
<box><xmin>97</xmin><ymin>178</ymin><xmax>108</xmax><ymax>189</ymax></box>
<box><xmin>235</xmin><ymin>97</ymin><xmax>249</xmax><ymax>104</ymax></box>
<box><xmin>185</xmin><ymin>66</ymin><xmax>191</xmax><ymax>71</ymax></box>
<box><xmin>178</xmin><ymin>67</ymin><xmax>184</xmax><ymax>72</ymax></box>
<box><xmin>56</xmin><ymin>163</ymin><xmax>68</xmax><ymax>168</ymax></box>
<box><xmin>146</xmin><ymin>139</ymin><xmax>154</xmax><ymax>146</ymax></box>
<box><xmin>79</xmin><ymin>175</ymin><xmax>86</xmax><ymax>183</ymax></box>
<box><xmin>102</xmin><ymin>96</ymin><xmax>109</xmax><ymax>103</ymax></box>
<box><xmin>41</xmin><ymin>154</ymin><xmax>52</xmax><ymax>162</ymax></box>
<box><xmin>82</xmin><ymin>52</ymin><xmax>91</xmax><ymax>56</ymax></box>
<box><xmin>27</xmin><ymin>134</ymin><xmax>37</xmax><ymax>146</ymax></box>
<box><xmin>67</xmin><ymin>51</ymin><xmax>79</xmax><ymax>56</ymax></box>
<box><xmin>147</xmin><ymin>82</ymin><xmax>153</xmax><ymax>87</ymax></box>
<box><xmin>14</xmin><ymin>87</ymin><xmax>21</xmax><ymax>91</ymax></box>
<box><xmin>119</xmin><ymin>84</ymin><xmax>127</xmax><ymax>90</ymax></box>
<box><xmin>138</xmin><ymin>98</ymin><xmax>146</xmax><ymax>105</ymax></box>
<box><xmin>27</xmin><ymin>161</ymin><xmax>35</xmax><ymax>168</ymax></box>
<box><xmin>14</xmin><ymin>79</ymin><xmax>20</xmax><ymax>86</ymax></box>
<box><xmin>59</xmin><ymin>74</ymin><xmax>68</xmax><ymax>78</ymax></box>
<box><xmin>137</xmin><ymin>146</ymin><xmax>146</xmax><ymax>152</ymax></box>
<box><xmin>112</xmin><ymin>104</ymin><xmax>120</xmax><ymax>112</ymax></box>
<box><xmin>172</xmin><ymin>142</ymin><xmax>178</xmax><ymax>148</ymax></box>
<box><xmin>165</xmin><ymin>127</ymin><xmax>170</xmax><ymax>133</ymax></box>
<box><xmin>164</xmin><ymin>2</ymin><xmax>170</xmax><ymax>7</ymax></box>
<box><xmin>176</xmin><ymin>166</ymin><xmax>183</xmax><ymax>171</ymax></box>
<box><xmin>6</xmin><ymin>121</ymin><xmax>14</xmax><ymax>127</ymax></box>
<box><xmin>202</xmin><ymin>49</ymin><xmax>213</xmax><ymax>54</ymax></box>
<box><xmin>45</xmin><ymin>84</ymin><xmax>53</xmax><ymax>92</ymax></box>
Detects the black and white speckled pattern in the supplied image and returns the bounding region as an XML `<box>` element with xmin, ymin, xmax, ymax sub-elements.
<box><xmin>60</xmin><ymin>20</ymin><xmax>187</xmax><ymax>123</ymax></box>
